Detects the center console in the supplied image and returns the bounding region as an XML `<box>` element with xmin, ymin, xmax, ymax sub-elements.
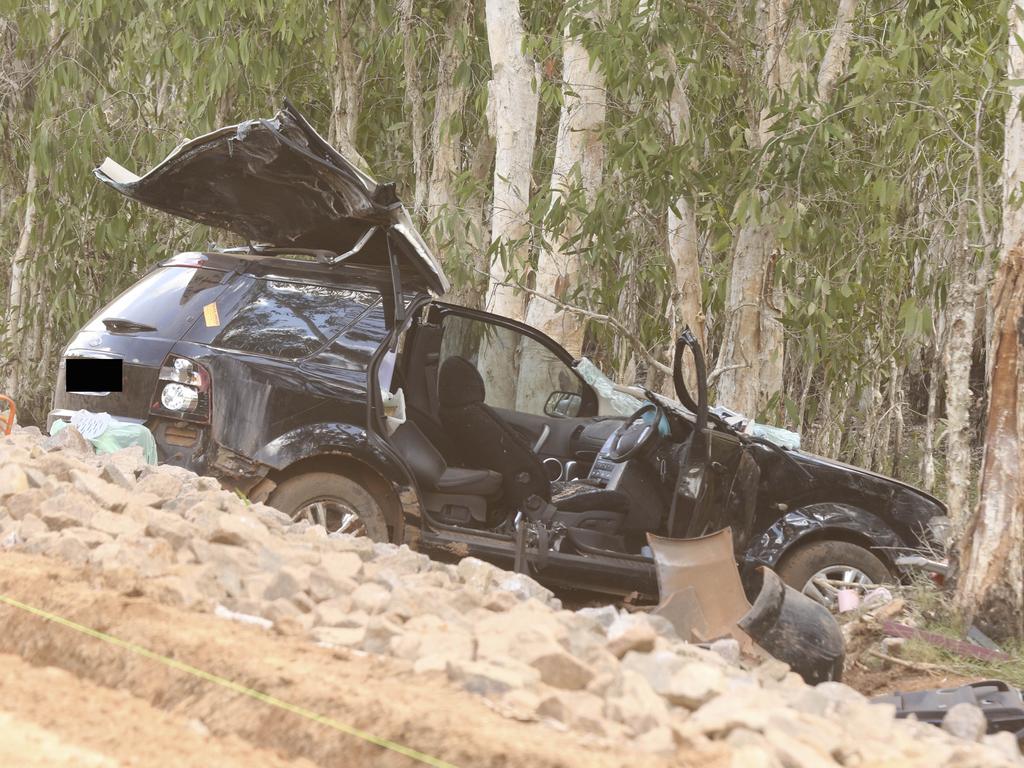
<box><xmin>588</xmin><ymin>433</ymin><xmax>627</xmax><ymax>488</ymax></box>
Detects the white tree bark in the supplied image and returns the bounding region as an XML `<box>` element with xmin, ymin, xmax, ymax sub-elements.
<box><xmin>943</xmin><ymin>211</ymin><xmax>978</xmax><ymax>526</ymax></box>
<box><xmin>816</xmin><ymin>0</ymin><xmax>859</xmax><ymax>104</ymax></box>
<box><xmin>516</xmin><ymin>14</ymin><xmax>606</xmax><ymax>413</ymax></box>
<box><xmin>954</xmin><ymin>0</ymin><xmax>1024</xmax><ymax>640</ymax></box>
<box><xmin>717</xmin><ymin>0</ymin><xmax>858</xmax><ymax>417</ymax></box>
<box><xmin>661</xmin><ymin>57</ymin><xmax>704</xmax><ymax>397</ymax></box>
<box><xmin>715</xmin><ymin>0</ymin><xmax>794</xmax><ymax>415</ymax></box>
<box><xmin>478</xmin><ymin>0</ymin><xmax>540</xmax><ymax>408</ymax></box>
<box><xmin>426</xmin><ymin>0</ymin><xmax>473</xmax><ymax>222</ymax></box>
<box><xmin>522</xmin><ymin>23</ymin><xmax>607</xmax><ymax>357</ymax></box>
<box><xmin>3</xmin><ymin>158</ymin><xmax>37</xmax><ymax>397</ymax></box>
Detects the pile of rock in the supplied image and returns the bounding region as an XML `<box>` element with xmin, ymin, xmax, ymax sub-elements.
<box><xmin>1</xmin><ymin>424</ymin><xmax>1020</xmax><ymax>765</ymax></box>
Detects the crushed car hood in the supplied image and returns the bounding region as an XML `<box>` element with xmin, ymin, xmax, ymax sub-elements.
<box><xmin>94</xmin><ymin>101</ymin><xmax>449</xmax><ymax>295</ymax></box>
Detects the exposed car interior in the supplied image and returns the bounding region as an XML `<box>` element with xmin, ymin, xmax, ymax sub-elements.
<box><xmin>385</xmin><ymin>304</ymin><xmax>695</xmax><ymax>563</ymax></box>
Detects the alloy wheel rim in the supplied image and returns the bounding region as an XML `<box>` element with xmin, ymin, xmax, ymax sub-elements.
<box><xmin>801</xmin><ymin>565</ymin><xmax>874</xmax><ymax>610</ymax></box>
<box><xmin>293</xmin><ymin>498</ymin><xmax>367</xmax><ymax>537</ymax></box>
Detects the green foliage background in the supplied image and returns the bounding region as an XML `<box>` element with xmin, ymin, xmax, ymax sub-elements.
<box><xmin>0</xmin><ymin>0</ymin><xmax>1006</xmax><ymax>492</ymax></box>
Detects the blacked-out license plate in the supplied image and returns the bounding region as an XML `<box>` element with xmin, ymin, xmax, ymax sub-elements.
<box><xmin>65</xmin><ymin>358</ymin><xmax>123</xmax><ymax>393</ymax></box>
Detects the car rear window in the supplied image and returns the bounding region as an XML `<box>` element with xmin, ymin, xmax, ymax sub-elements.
<box><xmin>83</xmin><ymin>266</ymin><xmax>229</xmax><ymax>339</ymax></box>
<box><xmin>213</xmin><ymin>279</ymin><xmax>380</xmax><ymax>360</ymax></box>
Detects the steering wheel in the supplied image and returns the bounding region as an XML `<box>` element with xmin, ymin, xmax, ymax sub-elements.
<box><xmin>607</xmin><ymin>402</ymin><xmax>665</xmax><ymax>463</ymax></box>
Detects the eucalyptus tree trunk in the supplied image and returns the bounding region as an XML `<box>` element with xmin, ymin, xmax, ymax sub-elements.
<box><xmin>954</xmin><ymin>0</ymin><xmax>1024</xmax><ymax>640</ymax></box>
<box><xmin>397</xmin><ymin>0</ymin><xmax>428</xmax><ymax>217</ymax></box>
<box><xmin>661</xmin><ymin>57</ymin><xmax>703</xmax><ymax>398</ymax></box>
<box><xmin>716</xmin><ymin>0</ymin><xmax>858</xmax><ymax>416</ymax></box>
<box><xmin>425</xmin><ymin>0</ymin><xmax>473</xmax><ymax>222</ymax></box>
<box><xmin>714</xmin><ymin>0</ymin><xmax>794</xmax><ymax>416</ymax></box>
<box><xmin>3</xmin><ymin>158</ymin><xmax>36</xmax><ymax>397</ymax></box>
<box><xmin>516</xmin><ymin>12</ymin><xmax>607</xmax><ymax>412</ymax></box>
<box><xmin>816</xmin><ymin>0</ymin><xmax>859</xmax><ymax>105</ymax></box>
<box><xmin>328</xmin><ymin>0</ymin><xmax>368</xmax><ymax>169</ymax></box>
<box><xmin>943</xmin><ymin>227</ymin><xmax>979</xmax><ymax>526</ymax></box>
<box><xmin>478</xmin><ymin>0</ymin><xmax>540</xmax><ymax>408</ymax></box>
<box><xmin>521</xmin><ymin>18</ymin><xmax>607</xmax><ymax>358</ymax></box>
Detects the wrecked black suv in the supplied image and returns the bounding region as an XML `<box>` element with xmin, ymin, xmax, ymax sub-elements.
<box><xmin>50</xmin><ymin>103</ymin><xmax>947</xmax><ymax>606</ymax></box>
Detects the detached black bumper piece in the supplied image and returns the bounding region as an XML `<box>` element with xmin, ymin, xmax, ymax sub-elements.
<box><xmin>873</xmin><ymin>680</ymin><xmax>1024</xmax><ymax>745</ymax></box>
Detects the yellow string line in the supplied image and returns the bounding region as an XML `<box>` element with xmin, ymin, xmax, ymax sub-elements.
<box><xmin>0</xmin><ymin>594</ymin><xmax>458</xmax><ymax>768</ymax></box>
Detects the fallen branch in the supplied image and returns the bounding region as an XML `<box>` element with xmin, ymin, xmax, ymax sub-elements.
<box><xmin>865</xmin><ymin>648</ymin><xmax>962</xmax><ymax>676</ymax></box>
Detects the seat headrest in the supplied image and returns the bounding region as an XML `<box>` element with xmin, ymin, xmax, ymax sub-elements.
<box><xmin>439</xmin><ymin>356</ymin><xmax>486</xmax><ymax>407</ymax></box>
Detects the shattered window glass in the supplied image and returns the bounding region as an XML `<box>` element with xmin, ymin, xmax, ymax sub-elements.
<box><xmin>215</xmin><ymin>280</ymin><xmax>379</xmax><ymax>360</ymax></box>
<box><xmin>574</xmin><ymin>357</ymin><xmax>646</xmax><ymax>417</ymax></box>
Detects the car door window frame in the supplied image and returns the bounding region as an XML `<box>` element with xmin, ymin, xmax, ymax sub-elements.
<box><xmin>431</xmin><ymin>302</ymin><xmax>598</xmax><ymax>418</ymax></box>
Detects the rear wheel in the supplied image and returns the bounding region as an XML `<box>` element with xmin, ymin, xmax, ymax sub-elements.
<box><xmin>267</xmin><ymin>472</ymin><xmax>389</xmax><ymax>542</ymax></box>
<box><xmin>776</xmin><ymin>540</ymin><xmax>891</xmax><ymax>611</ymax></box>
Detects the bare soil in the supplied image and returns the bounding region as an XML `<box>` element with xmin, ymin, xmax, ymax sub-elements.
<box><xmin>843</xmin><ymin>662</ymin><xmax>975</xmax><ymax>697</ymax></box>
<box><xmin>0</xmin><ymin>552</ymin><xmax>697</xmax><ymax>768</ymax></box>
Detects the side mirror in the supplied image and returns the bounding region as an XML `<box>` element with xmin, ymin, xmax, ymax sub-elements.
<box><xmin>544</xmin><ymin>390</ymin><xmax>583</xmax><ymax>418</ymax></box>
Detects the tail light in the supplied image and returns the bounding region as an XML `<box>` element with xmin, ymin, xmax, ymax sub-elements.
<box><xmin>151</xmin><ymin>355</ymin><xmax>212</xmax><ymax>423</ymax></box>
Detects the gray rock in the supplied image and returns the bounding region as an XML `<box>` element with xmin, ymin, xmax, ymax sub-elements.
<box><xmin>311</xmin><ymin>625</ymin><xmax>367</xmax><ymax>648</ymax></box>
<box><xmin>70</xmin><ymin>469</ymin><xmax>158</xmax><ymax>511</ymax></box>
<box><xmin>942</xmin><ymin>702</ymin><xmax>987</xmax><ymax>742</ymax></box>
<box><xmin>495</xmin><ymin>572</ymin><xmax>555</xmax><ymax>604</ymax></box>
<box><xmin>446</xmin><ymin>659</ymin><xmax>541</xmax><ymax>696</ymax></box>
<box><xmin>527</xmin><ymin>648</ymin><xmax>595</xmax><ymax>691</ymax></box>
<box><xmin>45</xmin><ymin>533</ymin><xmax>91</xmax><ymax>565</ymax></box>
<box><xmin>263</xmin><ymin>565</ymin><xmax>310</xmax><ymax>601</ymax></box>
<box><xmin>90</xmin><ymin>509</ymin><xmax>145</xmax><ymax>538</ymax></box>
<box><xmin>4</xmin><ymin>489</ymin><xmax>46</xmax><ymax>520</ymax></box>
<box><xmin>17</xmin><ymin>513</ymin><xmax>48</xmax><ymax>540</ymax></box>
<box><xmin>39</xmin><ymin>491</ymin><xmax>95</xmax><ymax>530</ymax></box>
<box><xmin>607</xmin><ymin>617</ymin><xmax>657</xmax><ymax>659</ymax></box>
<box><xmin>981</xmin><ymin>731</ymin><xmax>1023</xmax><ymax>762</ymax></box>
<box><xmin>0</xmin><ymin>464</ymin><xmax>29</xmax><ymax>496</ymax></box>
<box><xmin>457</xmin><ymin>557</ymin><xmax>499</xmax><ymax>592</ymax></box>
<box><xmin>34</xmin><ymin>452</ymin><xmax>94</xmax><ymax>482</ymax></box>
<box><xmin>145</xmin><ymin>511</ymin><xmax>196</xmax><ymax>549</ymax></box>
<box><xmin>709</xmin><ymin>638</ymin><xmax>741</xmax><ymax>666</ymax></box>
<box><xmin>576</xmin><ymin>605</ymin><xmax>619</xmax><ymax>632</ymax></box>
<box><xmin>351</xmin><ymin>582</ymin><xmax>391</xmax><ymax>615</ymax></box>
<box><xmin>604</xmin><ymin>670</ymin><xmax>672</xmax><ymax>734</ymax></box>
<box><xmin>135</xmin><ymin>472</ymin><xmax>182</xmax><ymax>499</ymax></box>
<box><xmin>207</xmin><ymin>513</ymin><xmax>267</xmax><ymax>547</ymax></box>
<box><xmin>100</xmin><ymin>463</ymin><xmax>136</xmax><ymax>490</ymax></box>
<box><xmin>536</xmin><ymin>691</ymin><xmax>610</xmax><ymax>736</ymax></box>
<box><xmin>42</xmin><ymin>425</ymin><xmax>93</xmax><ymax>455</ymax></box>
<box><xmin>320</xmin><ymin>550</ymin><xmax>362</xmax><ymax>581</ymax></box>
<box><xmin>362</xmin><ymin>615</ymin><xmax>404</xmax><ymax>654</ymax></box>
<box><xmin>313</xmin><ymin>596</ymin><xmax>356</xmax><ymax>627</ymax></box>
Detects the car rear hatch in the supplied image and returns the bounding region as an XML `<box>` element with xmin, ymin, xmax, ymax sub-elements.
<box><xmin>93</xmin><ymin>101</ymin><xmax>448</xmax><ymax>296</ymax></box>
<box><xmin>51</xmin><ymin>259</ymin><xmax>232</xmax><ymax>427</ymax></box>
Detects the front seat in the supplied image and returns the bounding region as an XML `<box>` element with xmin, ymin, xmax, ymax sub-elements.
<box><xmin>438</xmin><ymin>356</ymin><xmax>627</xmax><ymax>531</ymax></box>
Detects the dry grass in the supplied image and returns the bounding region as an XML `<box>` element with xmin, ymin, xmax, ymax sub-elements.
<box><xmin>898</xmin><ymin>577</ymin><xmax>1024</xmax><ymax>688</ymax></box>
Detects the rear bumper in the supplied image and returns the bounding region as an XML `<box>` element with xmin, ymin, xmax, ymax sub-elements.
<box><xmin>47</xmin><ymin>408</ymin><xmax>214</xmax><ymax>476</ymax></box>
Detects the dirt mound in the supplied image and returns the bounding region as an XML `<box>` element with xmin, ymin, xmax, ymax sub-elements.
<box><xmin>1</xmin><ymin>424</ymin><xmax>1022</xmax><ymax>766</ymax></box>
<box><xmin>0</xmin><ymin>553</ymin><xmax>660</xmax><ymax>768</ymax></box>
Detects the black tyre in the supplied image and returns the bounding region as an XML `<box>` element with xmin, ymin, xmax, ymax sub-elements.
<box><xmin>776</xmin><ymin>540</ymin><xmax>891</xmax><ymax>610</ymax></box>
<box><xmin>267</xmin><ymin>472</ymin><xmax>389</xmax><ymax>542</ymax></box>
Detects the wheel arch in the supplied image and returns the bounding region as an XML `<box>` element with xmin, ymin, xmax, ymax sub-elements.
<box><xmin>251</xmin><ymin>422</ymin><xmax>423</xmax><ymax>544</ymax></box>
<box><xmin>269</xmin><ymin>453</ymin><xmax>401</xmax><ymax>529</ymax></box>
<box><xmin>746</xmin><ymin>502</ymin><xmax>904</xmax><ymax>575</ymax></box>
<box><xmin>774</xmin><ymin>525</ymin><xmax>896</xmax><ymax>573</ymax></box>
